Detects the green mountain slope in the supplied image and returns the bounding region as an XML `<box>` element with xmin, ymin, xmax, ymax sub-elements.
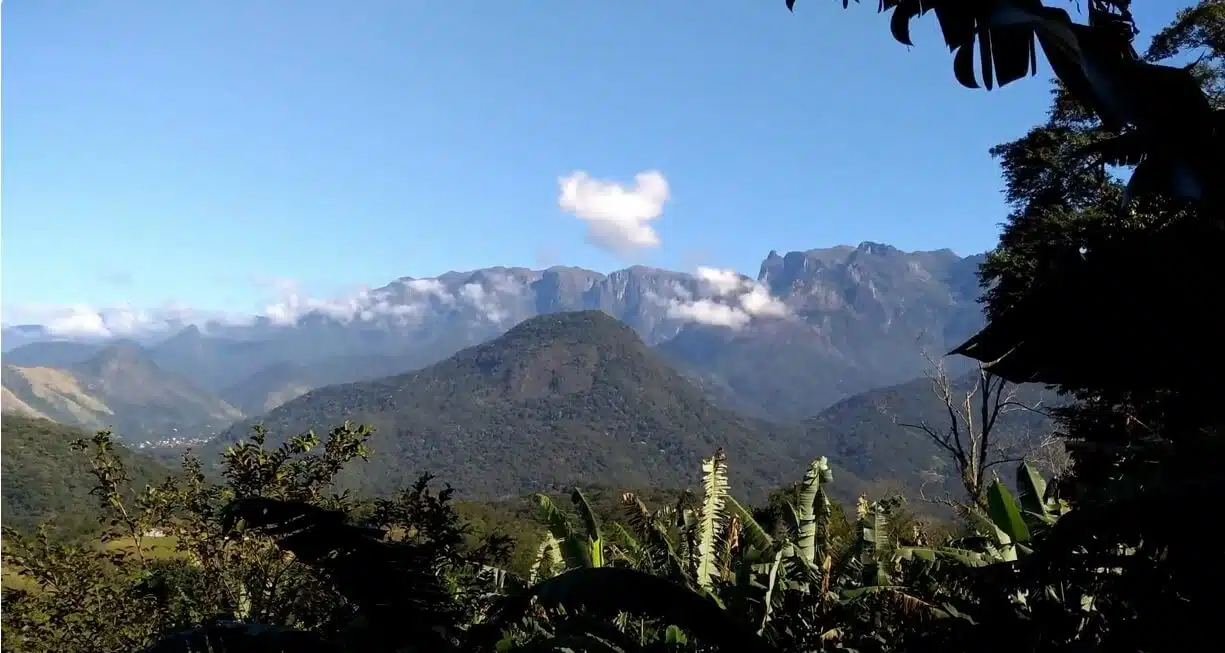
<box><xmin>804</xmin><ymin>371</ymin><xmax>1057</xmax><ymax>499</ymax></box>
<box><xmin>206</xmin><ymin>311</ymin><xmax>819</xmax><ymax>502</ymax></box>
<box><xmin>1</xmin><ymin>416</ymin><xmax>173</xmax><ymax>534</ymax></box>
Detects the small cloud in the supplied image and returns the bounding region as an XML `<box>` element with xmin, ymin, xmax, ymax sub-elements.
<box><xmin>558</xmin><ymin>170</ymin><xmax>670</xmax><ymax>256</ymax></box>
<box><xmin>696</xmin><ymin>267</ymin><xmax>747</xmax><ymax>296</ymax></box>
<box><xmin>459</xmin><ymin>283</ymin><xmax>509</xmax><ymax>324</ymax></box>
<box><xmin>46</xmin><ymin>306</ymin><xmax>115</xmax><ymax>338</ymax></box>
<box><xmin>667</xmin><ymin>299</ymin><xmax>752</xmax><ymax>330</ymax></box>
<box><xmin>667</xmin><ymin>266</ymin><xmax>791</xmax><ymax>330</ymax></box>
<box><xmin>739</xmin><ymin>285</ymin><xmax>789</xmax><ymax>318</ymax></box>
<box><xmin>260</xmin><ymin>279</ymin><xmax>355</xmax><ymax>325</ymax></box>
<box><xmin>402</xmin><ymin>278</ymin><xmax>446</xmax><ymax>296</ymax></box>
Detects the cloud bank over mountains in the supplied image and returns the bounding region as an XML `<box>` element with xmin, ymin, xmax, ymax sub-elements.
<box><xmin>2</xmin><ymin>168</ymin><xmax>826</xmax><ymax>342</ymax></box>
<box><xmin>3</xmin><ymin>264</ymin><xmax>791</xmax><ymax>341</ymax></box>
<box><xmin>665</xmin><ymin>267</ymin><xmax>791</xmax><ymax>330</ymax></box>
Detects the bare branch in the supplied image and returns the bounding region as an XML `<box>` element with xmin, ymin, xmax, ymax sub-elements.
<box><xmin>899</xmin><ymin>350</ymin><xmax>1056</xmax><ymax>509</ymax></box>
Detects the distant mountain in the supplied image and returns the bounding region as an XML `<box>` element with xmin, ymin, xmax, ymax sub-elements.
<box><xmin>0</xmin><ymin>325</ymin><xmax>69</xmax><ymax>353</ymax></box>
<box><xmin>4</xmin><ymin>243</ymin><xmax>987</xmax><ymax>420</ymax></box>
<box><xmin>205</xmin><ymin>311</ymin><xmax>828</xmax><ymax>502</ymax></box>
<box><xmin>1</xmin><ymin>415</ymin><xmax>173</xmax><ymax>533</ymax></box>
<box><xmin>3</xmin><ymin>340</ymin><xmax>105</xmax><ymax>367</ymax></box>
<box><xmin>656</xmin><ymin>244</ymin><xmax>985</xmax><ymax>421</ymax></box>
<box><xmin>220</xmin><ymin>354</ymin><xmax>419</xmax><ymax>415</ymax></box>
<box><xmin>1</xmin><ymin>343</ymin><xmax>243</xmax><ymax>443</ymax></box>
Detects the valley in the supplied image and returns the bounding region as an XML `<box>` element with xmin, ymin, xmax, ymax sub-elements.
<box><xmin>3</xmin><ymin>243</ymin><xmax>985</xmax><ymax>434</ymax></box>
<box><xmin>1</xmin><ymin>243</ymin><xmax>1047</xmax><ymax>506</ymax></box>
<box><xmin>2</xmin><ymin>0</ymin><xmax>1212</xmax><ymax>647</ymax></box>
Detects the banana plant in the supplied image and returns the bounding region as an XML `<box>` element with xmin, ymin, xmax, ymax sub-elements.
<box><xmin>603</xmin><ymin>450</ymin><xmax>837</xmax><ymax>643</ymax></box>
<box><xmin>899</xmin><ymin>461</ymin><xmax>1072</xmax><ymax>568</ymax></box>
<box><xmin>695</xmin><ymin>450</ymin><xmax>730</xmax><ymax>590</ymax></box>
<box><xmin>531</xmin><ymin>488</ymin><xmax>607</xmax><ymax>579</ymax></box>
<box><xmin>970</xmin><ymin>461</ymin><xmax>1071</xmax><ymax>563</ymax></box>
<box><xmin>610</xmin><ymin>451</ymin><xmax>740</xmax><ymax>592</ymax></box>
<box><xmin>834</xmin><ymin>496</ymin><xmax>954</xmax><ymax>616</ymax></box>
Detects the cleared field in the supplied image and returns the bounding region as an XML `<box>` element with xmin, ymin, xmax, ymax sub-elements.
<box><xmin>2</xmin><ymin>535</ymin><xmax>184</xmax><ymax>592</ymax></box>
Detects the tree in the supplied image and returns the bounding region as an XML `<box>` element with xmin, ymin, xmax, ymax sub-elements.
<box><xmin>1</xmin><ymin>423</ymin><xmax>512</xmax><ymax>653</ymax></box>
<box><xmin>786</xmin><ymin>2</ymin><xmax>1223</xmax><ymax>648</ymax></box>
<box><xmin>950</xmin><ymin>2</ymin><xmax>1225</xmax><ymax>650</ymax></box>
<box><xmin>899</xmin><ymin>356</ymin><xmax>1051</xmax><ymax>511</ymax></box>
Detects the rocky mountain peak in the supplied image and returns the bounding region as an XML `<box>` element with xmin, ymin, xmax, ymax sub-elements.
<box><xmin>853</xmin><ymin>241</ymin><xmax>902</xmax><ymax>257</ymax></box>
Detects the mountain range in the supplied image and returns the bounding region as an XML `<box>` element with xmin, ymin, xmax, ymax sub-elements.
<box><xmin>2</xmin><ymin>343</ymin><xmax>241</xmax><ymax>442</ymax></box>
<box><xmin>1</xmin><ymin>310</ymin><xmax>1051</xmax><ymax>519</ymax></box>
<box><xmin>204</xmin><ymin>311</ymin><xmax>829</xmax><ymax>502</ymax></box>
<box><xmin>1</xmin><ymin>242</ymin><xmax>1060</xmax><ymax>513</ymax></box>
<box><xmin>2</xmin><ymin>243</ymin><xmax>986</xmax><ymax>432</ymax></box>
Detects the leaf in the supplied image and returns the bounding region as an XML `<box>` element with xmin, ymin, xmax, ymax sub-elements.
<box><xmin>1073</xmin><ymin>131</ymin><xmax>1147</xmax><ymax>167</ymax></box>
<box><xmin>696</xmin><ymin>450</ymin><xmax>729</xmax><ymax>589</ymax></box>
<box><xmin>987</xmin><ymin>479</ymin><xmax>1032</xmax><ymax>544</ymax></box>
<box><xmin>888</xmin><ymin>0</ymin><xmax>923</xmax><ymax>48</ymax></box>
<box><xmin>781</xmin><ymin>500</ymin><xmax>800</xmax><ymax>539</ymax></box>
<box><xmin>571</xmin><ymin>488</ymin><xmax>604</xmax><ymax>568</ymax></box>
<box><xmin>726</xmin><ymin>495</ymin><xmax>775</xmax><ymax>555</ymax></box>
<box><xmin>535</xmin><ymin>494</ymin><xmax>592</xmax><ymax>569</ymax></box>
<box><xmin>953</xmin><ymin>39</ymin><xmax>980</xmax><ymax>88</ymax></box>
<box><xmin>1015</xmin><ymin>461</ymin><xmax>1049</xmax><ymax>518</ymax></box>
<box><xmin>758</xmin><ymin>547</ymin><xmax>787</xmax><ymax>635</ymax></box>
<box><xmin>898</xmin><ymin>546</ymin><xmax>988</xmax><ymax>567</ymax></box>
<box><xmin>839</xmin><ymin>585</ymin><xmax>952</xmax><ymax>619</ymax></box>
<box><xmin>619</xmin><ymin>492</ymin><xmax>687</xmax><ymax>580</ymax></box>
<box><xmin>531</xmin><ymin>532</ymin><xmax>565</xmax><ymax>584</ymax></box>
<box><xmin>978</xmin><ymin>25</ymin><xmax>995</xmax><ymax>90</ymax></box>
<box><xmin>608</xmin><ymin>522</ymin><xmax>642</xmax><ymax>561</ymax></box>
<box><xmin>795</xmin><ymin>456</ymin><xmax>831</xmax><ymax>565</ymax></box>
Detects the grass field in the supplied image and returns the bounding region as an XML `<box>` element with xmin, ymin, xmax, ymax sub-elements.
<box><xmin>100</xmin><ymin>534</ymin><xmax>183</xmax><ymax>560</ymax></box>
<box><xmin>2</xmin><ymin>535</ymin><xmax>184</xmax><ymax>592</ymax></box>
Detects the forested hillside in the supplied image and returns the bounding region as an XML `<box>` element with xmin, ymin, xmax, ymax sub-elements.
<box><xmin>205</xmin><ymin>311</ymin><xmax>829</xmax><ymax>502</ymax></box>
<box><xmin>0</xmin><ymin>416</ymin><xmax>172</xmax><ymax>534</ymax></box>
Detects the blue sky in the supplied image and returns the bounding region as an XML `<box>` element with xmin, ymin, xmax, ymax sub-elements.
<box><xmin>2</xmin><ymin>0</ymin><xmax>1182</xmax><ymax>323</ymax></box>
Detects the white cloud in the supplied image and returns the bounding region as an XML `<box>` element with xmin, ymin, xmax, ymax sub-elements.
<box><xmin>2</xmin><ymin>303</ymin><xmax>175</xmax><ymax>339</ymax></box>
<box><xmin>259</xmin><ymin>275</ymin><xmax>519</xmax><ymax>327</ymax></box>
<box><xmin>666</xmin><ymin>267</ymin><xmax>791</xmax><ymax>330</ymax></box>
<box><xmin>695</xmin><ymin>267</ymin><xmax>746</xmax><ymax>296</ymax></box>
<box><xmin>558</xmin><ymin>170</ymin><xmax>670</xmax><ymax>256</ymax></box>
<box><xmin>260</xmin><ymin>280</ymin><xmax>378</xmax><ymax>326</ymax></box>
<box><xmin>1</xmin><ymin>271</ymin><xmax>537</xmax><ymax>342</ymax></box>
<box><xmin>459</xmin><ymin>283</ymin><xmax>510</xmax><ymax>324</ymax></box>
<box><xmin>739</xmin><ymin>285</ymin><xmax>790</xmax><ymax>318</ymax></box>
<box><xmin>401</xmin><ymin>278</ymin><xmax>454</xmax><ymax>304</ymax></box>
<box><xmin>47</xmin><ymin>305</ymin><xmax>116</xmax><ymax>338</ymax></box>
<box><xmin>667</xmin><ymin>299</ymin><xmax>752</xmax><ymax>329</ymax></box>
